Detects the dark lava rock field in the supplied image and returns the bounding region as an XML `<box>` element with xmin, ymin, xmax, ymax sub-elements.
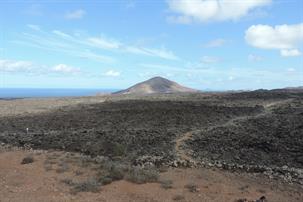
<box><xmin>0</xmin><ymin>90</ymin><xmax>302</xmax><ymax>183</ymax></box>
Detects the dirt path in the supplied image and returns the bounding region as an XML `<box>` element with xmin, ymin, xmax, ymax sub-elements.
<box><xmin>264</xmin><ymin>99</ymin><xmax>293</xmax><ymax>109</ymax></box>
<box><xmin>175</xmin><ymin>131</ymin><xmax>196</xmax><ymax>163</ymax></box>
<box><xmin>174</xmin><ymin>99</ymin><xmax>294</xmax><ymax>163</ymax></box>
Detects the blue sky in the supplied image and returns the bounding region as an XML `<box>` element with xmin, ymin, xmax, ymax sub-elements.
<box><xmin>0</xmin><ymin>0</ymin><xmax>302</xmax><ymax>90</ymax></box>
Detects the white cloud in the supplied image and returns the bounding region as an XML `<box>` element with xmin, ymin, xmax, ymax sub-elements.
<box><xmin>65</xmin><ymin>9</ymin><xmax>86</xmax><ymax>19</ymax></box>
<box><xmin>87</xmin><ymin>37</ymin><xmax>121</xmax><ymax>50</ymax></box>
<box><xmin>52</xmin><ymin>64</ymin><xmax>80</xmax><ymax>74</ymax></box>
<box><xmin>248</xmin><ymin>54</ymin><xmax>263</xmax><ymax>62</ymax></box>
<box><xmin>27</xmin><ymin>24</ymin><xmax>41</xmax><ymax>31</ymax></box>
<box><xmin>205</xmin><ymin>38</ymin><xmax>226</xmax><ymax>47</ymax></box>
<box><xmin>167</xmin><ymin>0</ymin><xmax>271</xmax><ymax>23</ymax></box>
<box><xmin>103</xmin><ymin>70</ymin><xmax>121</xmax><ymax>77</ymax></box>
<box><xmin>228</xmin><ymin>76</ymin><xmax>235</xmax><ymax>81</ymax></box>
<box><xmin>201</xmin><ymin>56</ymin><xmax>220</xmax><ymax>63</ymax></box>
<box><xmin>0</xmin><ymin>58</ymin><xmax>87</xmax><ymax>77</ymax></box>
<box><xmin>280</xmin><ymin>49</ymin><xmax>302</xmax><ymax>57</ymax></box>
<box><xmin>245</xmin><ymin>23</ymin><xmax>303</xmax><ymax>49</ymax></box>
<box><xmin>245</xmin><ymin>23</ymin><xmax>303</xmax><ymax>57</ymax></box>
<box><xmin>0</xmin><ymin>59</ymin><xmax>33</xmax><ymax>72</ymax></box>
<box><xmin>287</xmin><ymin>68</ymin><xmax>296</xmax><ymax>72</ymax></box>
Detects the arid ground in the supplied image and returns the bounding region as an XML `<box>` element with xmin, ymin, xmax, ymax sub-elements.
<box><xmin>0</xmin><ymin>90</ymin><xmax>303</xmax><ymax>201</ymax></box>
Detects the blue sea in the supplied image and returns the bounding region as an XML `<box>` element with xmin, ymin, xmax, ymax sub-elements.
<box><xmin>0</xmin><ymin>88</ymin><xmax>119</xmax><ymax>98</ymax></box>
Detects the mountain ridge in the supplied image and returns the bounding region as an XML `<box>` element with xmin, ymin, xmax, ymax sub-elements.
<box><xmin>114</xmin><ymin>76</ymin><xmax>199</xmax><ymax>94</ymax></box>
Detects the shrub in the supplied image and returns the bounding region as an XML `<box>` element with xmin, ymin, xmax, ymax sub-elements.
<box><xmin>125</xmin><ymin>167</ymin><xmax>159</xmax><ymax>184</ymax></box>
<box><xmin>173</xmin><ymin>195</ymin><xmax>185</xmax><ymax>201</ymax></box>
<box><xmin>61</xmin><ymin>178</ymin><xmax>74</xmax><ymax>186</ymax></box>
<box><xmin>103</xmin><ymin>141</ymin><xmax>127</xmax><ymax>157</ymax></box>
<box><xmin>184</xmin><ymin>183</ymin><xmax>199</xmax><ymax>192</ymax></box>
<box><xmin>21</xmin><ymin>155</ymin><xmax>34</xmax><ymax>164</ymax></box>
<box><xmin>44</xmin><ymin>163</ymin><xmax>53</xmax><ymax>171</ymax></box>
<box><xmin>74</xmin><ymin>170</ymin><xmax>83</xmax><ymax>176</ymax></box>
<box><xmin>107</xmin><ymin>164</ymin><xmax>125</xmax><ymax>180</ymax></box>
<box><xmin>71</xmin><ymin>178</ymin><xmax>101</xmax><ymax>194</ymax></box>
<box><xmin>98</xmin><ymin>176</ymin><xmax>113</xmax><ymax>185</ymax></box>
<box><xmin>160</xmin><ymin>180</ymin><xmax>173</xmax><ymax>189</ymax></box>
<box><xmin>56</xmin><ymin>161</ymin><xmax>70</xmax><ymax>173</ymax></box>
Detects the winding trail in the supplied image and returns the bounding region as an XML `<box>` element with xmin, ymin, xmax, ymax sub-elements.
<box><xmin>175</xmin><ymin>131</ymin><xmax>195</xmax><ymax>163</ymax></box>
<box><xmin>174</xmin><ymin>99</ymin><xmax>293</xmax><ymax>163</ymax></box>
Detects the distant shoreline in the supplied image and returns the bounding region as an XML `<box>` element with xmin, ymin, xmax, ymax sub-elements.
<box><xmin>0</xmin><ymin>88</ymin><xmax>120</xmax><ymax>98</ymax></box>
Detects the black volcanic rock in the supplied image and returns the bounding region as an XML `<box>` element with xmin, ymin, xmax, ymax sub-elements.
<box><xmin>114</xmin><ymin>76</ymin><xmax>199</xmax><ymax>94</ymax></box>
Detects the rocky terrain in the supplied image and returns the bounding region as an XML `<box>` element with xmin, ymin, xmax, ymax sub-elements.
<box><xmin>0</xmin><ymin>89</ymin><xmax>303</xmax><ymax>201</ymax></box>
<box><xmin>0</xmin><ymin>90</ymin><xmax>302</xmax><ymax>185</ymax></box>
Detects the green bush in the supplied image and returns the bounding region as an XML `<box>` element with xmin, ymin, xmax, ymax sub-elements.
<box><xmin>71</xmin><ymin>178</ymin><xmax>101</xmax><ymax>194</ymax></box>
<box><xmin>125</xmin><ymin>167</ymin><xmax>159</xmax><ymax>184</ymax></box>
<box><xmin>160</xmin><ymin>180</ymin><xmax>173</xmax><ymax>189</ymax></box>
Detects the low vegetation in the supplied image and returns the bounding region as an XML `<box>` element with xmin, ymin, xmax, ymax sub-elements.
<box><xmin>21</xmin><ymin>155</ymin><xmax>34</xmax><ymax>164</ymax></box>
<box><xmin>125</xmin><ymin>167</ymin><xmax>159</xmax><ymax>184</ymax></box>
<box><xmin>160</xmin><ymin>179</ymin><xmax>173</xmax><ymax>189</ymax></box>
<box><xmin>184</xmin><ymin>183</ymin><xmax>199</xmax><ymax>193</ymax></box>
<box><xmin>57</xmin><ymin>158</ymin><xmax>160</xmax><ymax>193</ymax></box>
<box><xmin>172</xmin><ymin>195</ymin><xmax>185</xmax><ymax>201</ymax></box>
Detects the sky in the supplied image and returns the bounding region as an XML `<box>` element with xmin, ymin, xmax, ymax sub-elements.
<box><xmin>0</xmin><ymin>0</ymin><xmax>302</xmax><ymax>90</ymax></box>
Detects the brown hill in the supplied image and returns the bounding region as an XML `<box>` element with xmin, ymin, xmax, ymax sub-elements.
<box><xmin>114</xmin><ymin>76</ymin><xmax>199</xmax><ymax>94</ymax></box>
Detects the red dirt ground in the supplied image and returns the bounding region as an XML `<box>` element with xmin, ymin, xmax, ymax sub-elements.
<box><xmin>0</xmin><ymin>149</ymin><xmax>302</xmax><ymax>202</ymax></box>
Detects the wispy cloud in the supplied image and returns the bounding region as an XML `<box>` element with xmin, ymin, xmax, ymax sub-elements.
<box><xmin>15</xmin><ymin>25</ymin><xmax>179</xmax><ymax>62</ymax></box>
<box><xmin>103</xmin><ymin>70</ymin><xmax>121</xmax><ymax>77</ymax></box>
<box><xmin>27</xmin><ymin>24</ymin><xmax>41</xmax><ymax>31</ymax></box>
<box><xmin>87</xmin><ymin>37</ymin><xmax>121</xmax><ymax>50</ymax></box>
<box><xmin>248</xmin><ymin>54</ymin><xmax>263</xmax><ymax>62</ymax></box>
<box><xmin>52</xmin><ymin>30</ymin><xmax>73</xmax><ymax>39</ymax></box>
<box><xmin>201</xmin><ymin>56</ymin><xmax>220</xmax><ymax>64</ymax></box>
<box><xmin>142</xmin><ymin>47</ymin><xmax>179</xmax><ymax>60</ymax></box>
<box><xmin>280</xmin><ymin>49</ymin><xmax>301</xmax><ymax>57</ymax></box>
<box><xmin>14</xmin><ymin>28</ymin><xmax>115</xmax><ymax>64</ymax></box>
<box><xmin>65</xmin><ymin>9</ymin><xmax>86</xmax><ymax>19</ymax></box>
<box><xmin>205</xmin><ymin>38</ymin><xmax>226</xmax><ymax>48</ymax></box>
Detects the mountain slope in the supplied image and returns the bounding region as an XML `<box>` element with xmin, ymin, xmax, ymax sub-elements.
<box><xmin>114</xmin><ymin>76</ymin><xmax>199</xmax><ymax>94</ymax></box>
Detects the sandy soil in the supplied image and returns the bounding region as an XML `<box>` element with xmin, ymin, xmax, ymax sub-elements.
<box><xmin>0</xmin><ymin>149</ymin><xmax>302</xmax><ymax>202</ymax></box>
<box><xmin>0</xmin><ymin>96</ymin><xmax>105</xmax><ymax>117</ymax></box>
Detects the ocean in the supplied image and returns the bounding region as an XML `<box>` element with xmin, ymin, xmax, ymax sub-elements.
<box><xmin>0</xmin><ymin>88</ymin><xmax>119</xmax><ymax>98</ymax></box>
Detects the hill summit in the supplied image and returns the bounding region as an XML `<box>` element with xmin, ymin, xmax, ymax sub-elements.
<box><xmin>114</xmin><ymin>76</ymin><xmax>199</xmax><ymax>94</ymax></box>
